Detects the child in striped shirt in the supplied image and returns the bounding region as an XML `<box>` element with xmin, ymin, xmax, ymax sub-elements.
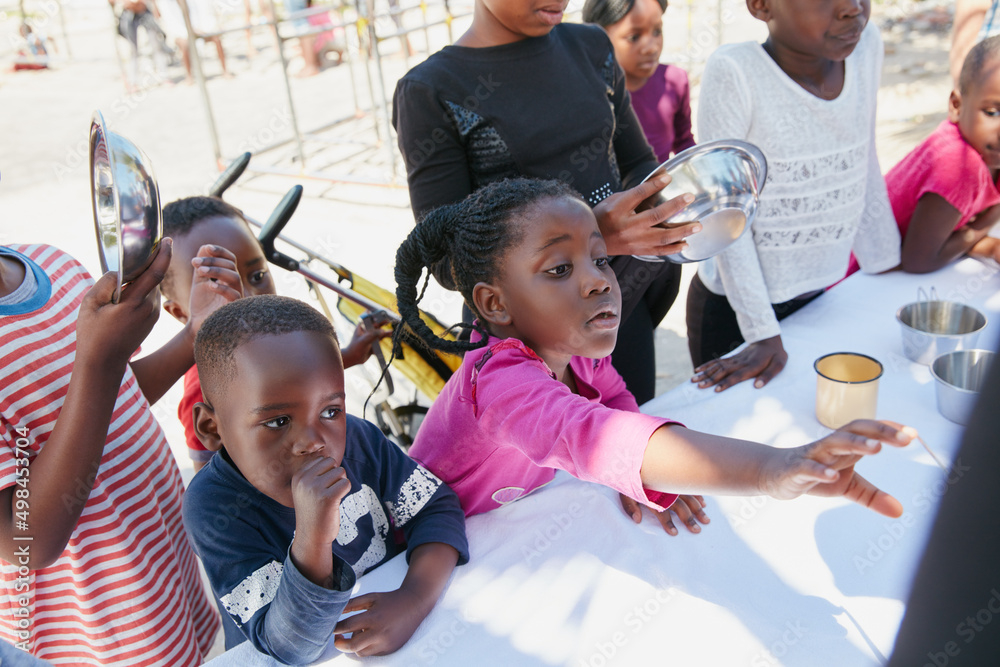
<box><xmin>0</xmin><ymin>240</ymin><xmax>237</xmax><ymax>664</ymax></box>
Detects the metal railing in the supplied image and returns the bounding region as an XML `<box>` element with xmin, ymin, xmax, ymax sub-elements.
<box><xmin>177</xmin><ymin>0</ymin><xmax>470</xmax><ymax>186</ymax></box>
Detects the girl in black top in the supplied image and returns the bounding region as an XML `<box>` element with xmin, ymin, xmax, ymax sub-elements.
<box><xmin>392</xmin><ymin>0</ymin><xmax>699</xmax><ymax>404</ymax></box>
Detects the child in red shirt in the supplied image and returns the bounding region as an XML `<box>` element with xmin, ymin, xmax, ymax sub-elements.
<box><xmin>160</xmin><ymin>196</ymin><xmax>389</xmax><ymax>471</ymax></box>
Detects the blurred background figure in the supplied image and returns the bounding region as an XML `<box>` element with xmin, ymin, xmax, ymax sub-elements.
<box><xmin>158</xmin><ymin>0</ymin><xmax>231</xmax><ymax>83</ymax></box>
<box><xmin>951</xmin><ymin>0</ymin><xmax>999</xmax><ymax>83</ymax></box>
<box><xmin>110</xmin><ymin>0</ymin><xmax>175</xmax><ymax>90</ymax></box>
<box><xmin>13</xmin><ymin>23</ymin><xmax>55</xmax><ymax>70</ymax></box>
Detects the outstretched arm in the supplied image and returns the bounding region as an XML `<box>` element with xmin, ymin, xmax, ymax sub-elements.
<box><xmin>639</xmin><ymin>420</ymin><xmax>916</xmax><ymax>517</ymax></box>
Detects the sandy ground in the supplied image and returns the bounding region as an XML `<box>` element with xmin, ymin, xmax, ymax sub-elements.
<box><xmin>0</xmin><ymin>0</ymin><xmax>954</xmax><ymax>657</ymax></box>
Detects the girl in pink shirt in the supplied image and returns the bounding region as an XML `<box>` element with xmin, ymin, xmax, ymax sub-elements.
<box><xmin>396</xmin><ymin>178</ymin><xmax>917</xmax><ymax>533</ymax></box>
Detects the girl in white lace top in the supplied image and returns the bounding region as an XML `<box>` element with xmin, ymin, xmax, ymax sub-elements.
<box><xmin>686</xmin><ymin>0</ymin><xmax>900</xmax><ymax>392</ymax></box>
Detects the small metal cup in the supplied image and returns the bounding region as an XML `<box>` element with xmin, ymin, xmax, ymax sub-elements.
<box><xmin>896</xmin><ymin>298</ymin><xmax>986</xmax><ymax>365</ymax></box>
<box><xmin>930</xmin><ymin>349</ymin><xmax>995</xmax><ymax>424</ymax></box>
<box><xmin>814</xmin><ymin>352</ymin><xmax>883</xmax><ymax>429</ymax></box>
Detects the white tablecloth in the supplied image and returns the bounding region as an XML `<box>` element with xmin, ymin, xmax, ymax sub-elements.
<box><xmin>208</xmin><ymin>259</ymin><xmax>1000</xmax><ymax>667</ymax></box>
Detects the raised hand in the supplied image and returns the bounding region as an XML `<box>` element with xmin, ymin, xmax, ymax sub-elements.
<box><xmin>77</xmin><ymin>237</ymin><xmax>173</xmax><ymax>368</ymax></box>
<box><xmin>340</xmin><ymin>317</ymin><xmax>393</xmax><ymax>369</ymax></box>
<box><xmin>186</xmin><ymin>244</ymin><xmax>244</xmax><ymax>335</ymax></box>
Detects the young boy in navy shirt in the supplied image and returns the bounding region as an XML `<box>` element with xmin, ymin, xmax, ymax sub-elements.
<box><xmin>182</xmin><ymin>295</ymin><xmax>468</xmax><ymax>662</ymax></box>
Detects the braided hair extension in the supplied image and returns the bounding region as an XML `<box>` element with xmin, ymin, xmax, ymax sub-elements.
<box><xmin>393</xmin><ymin>178</ymin><xmax>581</xmax><ymax>357</ymax></box>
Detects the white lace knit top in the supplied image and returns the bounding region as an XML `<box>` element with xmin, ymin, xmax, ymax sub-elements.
<box><xmin>696</xmin><ymin>24</ymin><xmax>900</xmax><ymax>344</ymax></box>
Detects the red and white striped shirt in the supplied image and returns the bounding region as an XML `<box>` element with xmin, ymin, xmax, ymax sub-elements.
<box><xmin>0</xmin><ymin>245</ymin><xmax>219</xmax><ymax>665</ymax></box>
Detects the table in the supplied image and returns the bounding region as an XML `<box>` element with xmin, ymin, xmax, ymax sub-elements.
<box><xmin>207</xmin><ymin>259</ymin><xmax>1000</xmax><ymax>667</ymax></box>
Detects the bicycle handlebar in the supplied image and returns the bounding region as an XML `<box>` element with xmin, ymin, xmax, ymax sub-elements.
<box><xmin>208</xmin><ymin>152</ymin><xmax>252</xmax><ymax>198</ymax></box>
<box><xmin>258</xmin><ymin>185</ymin><xmax>303</xmax><ymax>272</ymax></box>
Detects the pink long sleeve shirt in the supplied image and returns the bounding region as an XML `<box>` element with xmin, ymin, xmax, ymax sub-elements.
<box><xmin>408</xmin><ymin>336</ymin><xmax>679</xmax><ymax>517</ymax></box>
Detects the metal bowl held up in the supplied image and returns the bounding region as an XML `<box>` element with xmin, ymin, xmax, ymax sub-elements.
<box><xmin>90</xmin><ymin>110</ymin><xmax>162</xmax><ymax>303</ymax></box>
<box><xmin>633</xmin><ymin>139</ymin><xmax>767</xmax><ymax>263</ymax></box>
<box><xmin>930</xmin><ymin>349</ymin><xmax>994</xmax><ymax>424</ymax></box>
<box><xmin>896</xmin><ymin>296</ymin><xmax>987</xmax><ymax>365</ymax></box>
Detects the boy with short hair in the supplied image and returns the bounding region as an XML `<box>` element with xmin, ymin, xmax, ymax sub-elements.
<box><xmin>184</xmin><ymin>294</ymin><xmax>468</xmax><ymax>661</ymax></box>
<box><xmin>160</xmin><ymin>196</ymin><xmax>389</xmax><ymax>471</ymax></box>
<box><xmin>885</xmin><ymin>34</ymin><xmax>1000</xmax><ymax>273</ymax></box>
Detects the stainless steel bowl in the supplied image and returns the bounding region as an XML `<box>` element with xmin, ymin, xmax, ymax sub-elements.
<box><xmin>896</xmin><ymin>299</ymin><xmax>987</xmax><ymax>365</ymax></box>
<box><xmin>930</xmin><ymin>349</ymin><xmax>994</xmax><ymax>424</ymax></box>
<box><xmin>633</xmin><ymin>139</ymin><xmax>767</xmax><ymax>263</ymax></box>
<box><xmin>90</xmin><ymin>110</ymin><xmax>162</xmax><ymax>303</ymax></box>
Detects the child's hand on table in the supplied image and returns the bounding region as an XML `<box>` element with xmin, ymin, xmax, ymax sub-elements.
<box><xmin>186</xmin><ymin>244</ymin><xmax>244</xmax><ymax>335</ymax></box>
<box><xmin>692</xmin><ymin>335</ymin><xmax>787</xmax><ymax>392</ymax></box>
<box><xmin>333</xmin><ymin>587</ymin><xmax>429</xmax><ymax>656</ymax></box>
<box><xmin>334</xmin><ymin>542</ymin><xmax>460</xmax><ymax>656</ymax></box>
<box><xmin>619</xmin><ymin>493</ymin><xmax>710</xmax><ymax>536</ymax></box>
<box><xmin>593</xmin><ymin>174</ymin><xmax>701</xmax><ymax>258</ymax></box>
<box><xmin>762</xmin><ymin>420</ymin><xmax>917</xmax><ymax>517</ymax></box>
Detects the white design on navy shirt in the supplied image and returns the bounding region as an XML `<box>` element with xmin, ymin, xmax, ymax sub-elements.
<box><xmin>337</xmin><ymin>484</ymin><xmax>389</xmax><ymax>577</ymax></box>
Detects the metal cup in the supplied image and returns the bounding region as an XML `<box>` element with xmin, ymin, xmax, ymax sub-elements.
<box><xmin>896</xmin><ymin>299</ymin><xmax>986</xmax><ymax>365</ymax></box>
<box><xmin>814</xmin><ymin>352</ymin><xmax>883</xmax><ymax>429</ymax></box>
<box><xmin>930</xmin><ymin>349</ymin><xmax>995</xmax><ymax>424</ymax></box>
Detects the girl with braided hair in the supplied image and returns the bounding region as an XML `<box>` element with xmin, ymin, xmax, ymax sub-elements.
<box><xmin>392</xmin><ymin>0</ymin><xmax>702</xmax><ymax>405</ymax></box>
<box><xmin>397</xmin><ymin>178</ymin><xmax>919</xmax><ymax>534</ymax></box>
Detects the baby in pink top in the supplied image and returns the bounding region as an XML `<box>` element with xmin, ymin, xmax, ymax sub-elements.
<box><xmin>393</xmin><ymin>177</ymin><xmax>919</xmax><ymax>536</ymax></box>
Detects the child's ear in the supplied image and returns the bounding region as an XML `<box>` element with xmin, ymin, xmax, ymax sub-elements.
<box><xmin>746</xmin><ymin>0</ymin><xmax>769</xmax><ymax>21</ymax></box>
<box><xmin>472</xmin><ymin>282</ymin><xmax>512</xmax><ymax>327</ymax></box>
<box><xmin>948</xmin><ymin>89</ymin><xmax>962</xmax><ymax>123</ymax></box>
<box><xmin>192</xmin><ymin>402</ymin><xmax>223</xmax><ymax>452</ymax></box>
<box><xmin>163</xmin><ymin>298</ymin><xmax>190</xmax><ymax>325</ymax></box>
